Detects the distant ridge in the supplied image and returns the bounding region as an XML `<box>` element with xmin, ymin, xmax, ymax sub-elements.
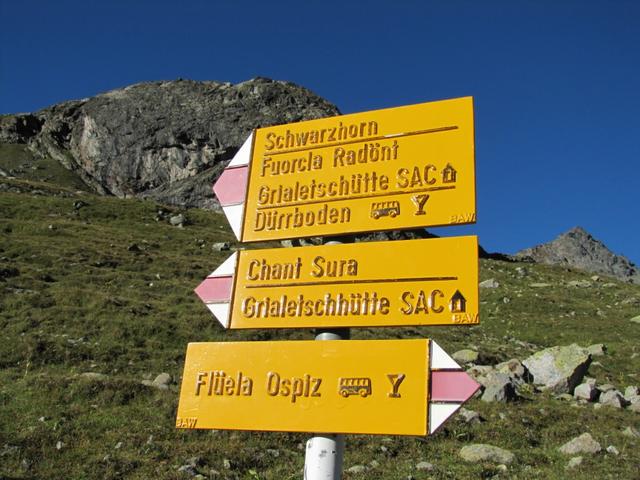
<box><xmin>515</xmin><ymin>226</ymin><xmax>639</xmax><ymax>284</ymax></box>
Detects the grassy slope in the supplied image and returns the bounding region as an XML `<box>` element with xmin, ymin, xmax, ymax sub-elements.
<box><xmin>0</xmin><ymin>144</ymin><xmax>91</xmax><ymax>193</ymax></box>
<box><xmin>0</xmin><ymin>181</ymin><xmax>639</xmax><ymax>479</ymax></box>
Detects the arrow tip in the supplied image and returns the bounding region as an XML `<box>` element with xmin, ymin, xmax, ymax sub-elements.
<box><xmin>194</xmin><ymin>253</ymin><xmax>238</xmax><ymax>329</ymax></box>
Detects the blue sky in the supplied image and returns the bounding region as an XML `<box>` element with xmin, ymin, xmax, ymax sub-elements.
<box><xmin>1</xmin><ymin>0</ymin><xmax>639</xmax><ymax>264</ymax></box>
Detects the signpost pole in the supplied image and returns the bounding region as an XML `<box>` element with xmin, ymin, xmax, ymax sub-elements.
<box><xmin>304</xmin><ymin>328</ymin><xmax>349</xmax><ymax>480</ymax></box>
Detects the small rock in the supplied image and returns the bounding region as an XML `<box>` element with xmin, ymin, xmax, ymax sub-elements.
<box><xmin>515</xmin><ymin>266</ymin><xmax>528</xmax><ymax>276</ymax></box>
<box><xmin>586</xmin><ymin>344</ymin><xmax>607</xmax><ymax>356</ymax></box>
<box><xmin>458</xmin><ymin>407</ymin><xmax>482</xmax><ymax>424</ymax></box>
<box><xmin>567</xmin><ymin>280</ymin><xmax>592</xmax><ymax>288</ymax></box>
<box><xmin>415</xmin><ymin>461</ymin><xmax>434</xmax><ymax>471</ymax></box>
<box><xmin>530</xmin><ymin>283</ymin><xmax>552</xmax><ymax>288</ymax></box>
<box><xmin>169</xmin><ymin>214</ymin><xmax>186</xmax><ymax>227</ymax></box>
<box><xmin>606</xmin><ymin>445</ymin><xmax>619</xmax><ymax>455</ymax></box>
<box><xmin>628</xmin><ymin>402</ymin><xmax>640</xmax><ymax>413</ymax></box>
<box><xmin>591</xmin><ymin>275</ymin><xmax>600</xmax><ymax>282</ymax></box>
<box><xmin>555</xmin><ymin>393</ymin><xmax>574</xmax><ymax>402</ymax></box>
<box><xmin>479</xmin><ymin>279</ymin><xmax>500</xmax><ymax>288</ymax></box>
<box><xmin>599</xmin><ymin>390</ymin><xmax>626</xmax><ymax>408</ymax></box>
<box><xmin>177</xmin><ymin>464</ymin><xmax>198</xmax><ymax>475</ymax></box>
<box><xmin>574</xmin><ymin>382</ymin><xmax>599</xmax><ymax>402</ymax></box>
<box><xmin>369</xmin><ymin>460</ymin><xmax>380</xmax><ymax>468</ymax></box>
<box><xmin>346</xmin><ymin>465</ymin><xmax>367</xmax><ymax>474</ymax></box>
<box><xmin>266</xmin><ymin>449</ymin><xmax>280</xmax><ymax>458</ymax></box>
<box><xmin>127</xmin><ymin>243</ymin><xmax>140</xmax><ymax>252</ymax></box>
<box><xmin>73</xmin><ymin>200</ymin><xmax>87</xmax><ymax>210</ymax></box>
<box><xmin>624</xmin><ymin>385</ymin><xmax>639</xmax><ymax>402</ymax></box>
<box><xmin>56</xmin><ymin>441</ymin><xmax>64</xmax><ymax>450</ymax></box>
<box><xmin>79</xmin><ymin>372</ymin><xmax>108</xmax><ymax>381</ymax></box>
<box><xmin>459</xmin><ymin>444</ymin><xmax>515</xmax><ymax>464</ymax></box>
<box><xmin>212</xmin><ymin>242</ymin><xmax>230</xmax><ymax>251</ymax></box>
<box><xmin>452</xmin><ymin>349</ymin><xmax>479</xmax><ymax>364</ymax></box>
<box><xmin>222</xmin><ymin>458</ymin><xmax>232</xmax><ymax>470</ymax></box>
<box><xmin>114</xmin><ymin>442</ymin><xmax>122</xmax><ymax>449</ymax></box>
<box><xmin>153</xmin><ymin>373</ymin><xmax>172</xmax><ymax>387</ymax></box>
<box><xmin>622</xmin><ymin>426</ymin><xmax>640</xmax><ymax>438</ymax></box>
<box><xmin>598</xmin><ymin>383</ymin><xmax>615</xmax><ymax>392</ymax></box>
<box><xmin>558</xmin><ymin>433</ymin><xmax>601</xmax><ymax>455</ymax></box>
<box><xmin>629</xmin><ymin>315</ymin><xmax>640</xmax><ymax>324</ymax></box>
<box><xmin>566</xmin><ymin>456</ymin><xmax>583</xmax><ymax>469</ymax></box>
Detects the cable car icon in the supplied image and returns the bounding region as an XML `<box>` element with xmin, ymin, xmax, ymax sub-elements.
<box><xmin>338</xmin><ymin>377</ymin><xmax>372</xmax><ymax>397</ymax></box>
<box><xmin>371</xmin><ymin>201</ymin><xmax>400</xmax><ymax>219</ymax></box>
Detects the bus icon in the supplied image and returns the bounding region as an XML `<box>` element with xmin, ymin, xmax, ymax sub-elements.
<box><xmin>371</xmin><ymin>201</ymin><xmax>400</xmax><ymax>219</ymax></box>
<box><xmin>338</xmin><ymin>377</ymin><xmax>372</xmax><ymax>397</ymax></box>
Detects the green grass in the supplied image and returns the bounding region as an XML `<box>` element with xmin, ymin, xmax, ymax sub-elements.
<box><xmin>0</xmin><ymin>143</ymin><xmax>91</xmax><ymax>192</ymax></box>
<box><xmin>1</xmin><ymin>181</ymin><xmax>639</xmax><ymax>479</ymax></box>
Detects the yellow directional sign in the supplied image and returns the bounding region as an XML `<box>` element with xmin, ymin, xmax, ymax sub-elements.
<box><xmin>214</xmin><ymin>97</ymin><xmax>475</xmax><ymax>242</ymax></box>
<box><xmin>195</xmin><ymin>236</ymin><xmax>479</xmax><ymax>329</ymax></box>
<box><xmin>176</xmin><ymin>340</ymin><xmax>480</xmax><ymax>435</ymax></box>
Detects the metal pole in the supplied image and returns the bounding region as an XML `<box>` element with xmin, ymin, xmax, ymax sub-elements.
<box><xmin>304</xmin><ymin>328</ymin><xmax>349</xmax><ymax>480</ymax></box>
<box><xmin>303</xmin><ymin>240</ymin><xmax>350</xmax><ymax>480</ymax></box>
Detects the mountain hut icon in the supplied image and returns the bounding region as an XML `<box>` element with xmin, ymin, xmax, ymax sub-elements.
<box><xmin>442</xmin><ymin>163</ymin><xmax>457</xmax><ymax>184</ymax></box>
<box><xmin>449</xmin><ymin>290</ymin><xmax>466</xmax><ymax>313</ymax></box>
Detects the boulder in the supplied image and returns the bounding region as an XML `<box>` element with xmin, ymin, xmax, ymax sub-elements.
<box><xmin>558</xmin><ymin>433</ymin><xmax>602</xmax><ymax>455</ymax></box>
<box><xmin>624</xmin><ymin>386</ymin><xmax>640</xmax><ymax>402</ymax></box>
<box><xmin>495</xmin><ymin>358</ymin><xmax>530</xmax><ymax>386</ymax></box>
<box><xmin>574</xmin><ymin>382</ymin><xmax>598</xmax><ymax>402</ymax></box>
<box><xmin>586</xmin><ymin>344</ymin><xmax>607</xmax><ymax>357</ymax></box>
<box><xmin>459</xmin><ymin>444</ymin><xmax>515</xmax><ymax>464</ymax></box>
<box><xmin>480</xmin><ymin>372</ymin><xmax>518</xmax><ymax>403</ymax></box>
<box><xmin>452</xmin><ymin>349</ymin><xmax>479</xmax><ymax>364</ymax></box>
<box><xmin>599</xmin><ymin>390</ymin><xmax>626</xmax><ymax>408</ymax></box>
<box><xmin>522</xmin><ymin>344</ymin><xmax>591</xmax><ymax>394</ymax></box>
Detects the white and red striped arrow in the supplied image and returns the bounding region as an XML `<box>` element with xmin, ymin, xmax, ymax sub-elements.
<box><xmin>213</xmin><ymin>134</ymin><xmax>253</xmax><ymax>240</ymax></box>
<box><xmin>428</xmin><ymin>341</ymin><xmax>480</xmax><ymax>433</ymax></box>
<box><xmin>194</xmin><ymin>252</ymin><xmax>237</xmax><ymax>328</ymax></box>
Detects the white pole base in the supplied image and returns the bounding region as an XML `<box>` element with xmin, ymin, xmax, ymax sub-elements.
<box><xmin>304</xmin><ymin>434</ymin><xmax>345</xmax><ymax>480</ymax></box>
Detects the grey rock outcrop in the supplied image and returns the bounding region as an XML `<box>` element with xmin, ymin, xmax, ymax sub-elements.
<box><xmin>515</xmin><ymin>226</ymin><xmax>640</xmax><ymax>284</ymax></box>
<box><xmin>1</xmin><ymin>78</ymin><xmax>339</xmax><ymax>209</ymax></box>
<box><xmin>522</xmin><ymin>344</ymin><xmax>591</xmax><ymax>394</ymax></box>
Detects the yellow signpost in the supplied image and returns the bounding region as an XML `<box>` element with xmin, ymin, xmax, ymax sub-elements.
<box><xmin>181</xmin><ymin>97</ymin><xmax>481</xmax><ymax>475</ymax></box>
<box><xmin>214</xmin><ymin>97</ymin><xmax>475</xmax><ymax>242</ymax></box>
<box><xmin>177</xmin><ymin>339</ymin><xmax>431</xmax><ymax>435</ymax></box>
<box><xmin>195</xmin><ymin>236</ymin><xmax>479</xmax><ymax>329</ymax></box>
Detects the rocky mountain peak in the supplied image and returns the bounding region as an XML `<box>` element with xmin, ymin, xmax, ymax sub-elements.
<box><xmin>1</xmin><ymin>77</ymin><xmax>340</xmax><ymax>208</ymax></box>
<box><xmin>515</xmin><ymin>226</ymin><xmax>639</xmax><ymax>284</ymax></box>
